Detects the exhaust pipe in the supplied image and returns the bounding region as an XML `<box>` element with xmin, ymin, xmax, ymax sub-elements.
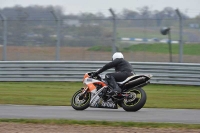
<box><xmin>123</xmin><ymin>77</ymin><xmax>146</xmax><ymax>89</ymax></box>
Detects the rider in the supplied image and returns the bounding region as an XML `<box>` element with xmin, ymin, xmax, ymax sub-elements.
<box><xmin>92</xmin><ymin>52</ymin><xmax>134</xmax><ymax>95</ymax></box>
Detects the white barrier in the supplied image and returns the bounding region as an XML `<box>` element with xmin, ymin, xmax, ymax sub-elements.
<box><xmin>0</xmin><ymin>61</ymin><xmax>200</xmax><ymax>85</ymax></box>
<box><xmin>121</xmin><ymin>37</ymin><xmax>179</xmax><ymax>44</ymax></box>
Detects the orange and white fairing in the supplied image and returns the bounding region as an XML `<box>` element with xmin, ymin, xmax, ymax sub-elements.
<box><xmin>83</xmin><ymin>73</ymin><xmax>106</xmax><ymax>92</ymax></box>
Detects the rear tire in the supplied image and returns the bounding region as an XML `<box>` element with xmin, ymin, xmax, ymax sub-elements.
<box><xmin>121</xmin><ymin>87</ymin><xmax>146</xmax><ymax>112</ymax></box>
<box><xmin>71</xmin><ymin>90</ymin><xmax>91</xmax><ymax>110</ymax></box>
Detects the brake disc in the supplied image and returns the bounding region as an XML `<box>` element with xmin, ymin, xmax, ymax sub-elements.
<box><xmin>75</xmin><ymin>94</ymin><xmax>86</xmax><ymax>106</ymax></box>
<box><xmin>124</xmin><ymin>92</ymin><xmax>137</xmax><ymax>103</ymax></box>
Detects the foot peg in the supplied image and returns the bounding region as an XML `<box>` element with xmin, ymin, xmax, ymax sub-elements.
<box><xmin>107</xmin><ymin>90</ymin><xmax>120</xmax><ymax>96</ymax></box>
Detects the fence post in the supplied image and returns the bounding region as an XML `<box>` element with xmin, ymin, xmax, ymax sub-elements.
<box><xmin>0</xmin><ymin>13</ymin><xmax>7</xmax><ymax>61</ymax></box>
<box><xmin>175</xmin><ymin>9</ymin><xmax>183</xmax><ymax>63</ymax></box>
<box><xmin>109</xmin><ymin>8</ymin><xmax>117</xmax><ymax>54</ymax></box>
<box><xmin>51</xmin><ymin>10</ymin><xmax>61</xmax><ymax>61</ymax></box>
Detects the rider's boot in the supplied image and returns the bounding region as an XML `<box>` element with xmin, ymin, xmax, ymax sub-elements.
<box><xmin>105</xmin><ymin>75</ymin><xmax>121</xmax><ymax>96</ymax></box>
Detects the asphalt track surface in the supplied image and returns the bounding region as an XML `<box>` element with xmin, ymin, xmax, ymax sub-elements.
<box><xmin>0</xmin><ymin>105</ymin><xmax>200</xmax><ymax>124</ymax></box>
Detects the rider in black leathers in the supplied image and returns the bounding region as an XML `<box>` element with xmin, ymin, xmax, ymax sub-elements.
<box><xmin>92</xmin><ymin>52</ymin><xmax>134</xmax><ymax>95</ymax></box>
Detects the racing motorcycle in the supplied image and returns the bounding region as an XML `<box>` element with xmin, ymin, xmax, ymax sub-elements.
<box><xmin>71</xmin><ymin>71</ymin><xmax>152</xmax><ymax>112</ymax></box>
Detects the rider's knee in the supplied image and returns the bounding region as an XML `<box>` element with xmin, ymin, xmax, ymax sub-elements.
<box><xmin>105</xmin><ymin>74</ymin><xmax>116</xmax><ymax>80</ymax></box>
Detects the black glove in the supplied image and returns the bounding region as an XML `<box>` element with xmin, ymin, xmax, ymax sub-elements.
<box><xmin>91</xmin><ymin>72</ymin><xmax>98</xmax><ymax>78</ymax></box>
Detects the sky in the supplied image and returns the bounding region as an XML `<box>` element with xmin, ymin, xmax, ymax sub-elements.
<box><xmin>0</xmin><ymin>0</ymin><xmax>200</xmax><ymax>17</ymax></box>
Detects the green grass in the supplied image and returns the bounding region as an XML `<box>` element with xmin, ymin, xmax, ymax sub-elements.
<box><xmin>123</xmin><ymin>43</ymin><xmax>200</xmax><ymax>55</ymax></box>
<box><xmin>0</xmin><ymin>82</ymin><xmax>81</xmax><ymax>106</ymax></box>
<box><xmin>87</xmin><ymin>45</ymin><xmax>112</xmax><ymax>52</ymax></box>
<box><xmin>0</xmin><ymin>119</ymin><xmax>200</xmax><ymax>129</ymax></box>
<box><xmin>144</xmin><ymin>85</ymin><xmax>200</xmax><ymax>109</ymax></box>
<box><xmin>88</xmin><ymin>43</ymin><xmax>200</xmax><ymax>55</ymax></box>
<box><xmin>0</xmin><ymin>82</ymin><xmax>200</xmax><ymax>109</ymax></box>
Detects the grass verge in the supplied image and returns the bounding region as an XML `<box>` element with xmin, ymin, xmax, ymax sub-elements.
<box><xmin>0</xmin><ymin>82</ymin><xmax>200</xmax><ymax>109</ymax></box>
<box><xmin>88</xmin><ymin>43</ymin><xmax>200</xmax><ymax>55</ymax></box>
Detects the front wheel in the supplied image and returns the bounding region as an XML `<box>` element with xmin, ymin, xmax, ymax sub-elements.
<box><xmin>121</xmin><ymin>87</ymin><xmax>147</xmax><ymax>112</ymax></box>
<box><xmin>71</xmin><ymin>89</ymin><xmax>91</xmax><ymax>110</ymax></box>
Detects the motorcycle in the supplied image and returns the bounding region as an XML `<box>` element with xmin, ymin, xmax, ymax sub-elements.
<box><xmin>71</xmin><ymin>71</ymin><xmax>152</xmax><ymax>112</ymax></box>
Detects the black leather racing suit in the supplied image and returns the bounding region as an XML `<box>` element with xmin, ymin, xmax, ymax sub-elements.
<box><xmin>96</xmin><ymin>58</ymin><xmax>134</xmax><ymax>82</ymax></box>
<box><xmin>95</xmin><ymin>58</ymin><xmax>134</xmax><ymax>93</ymax></box>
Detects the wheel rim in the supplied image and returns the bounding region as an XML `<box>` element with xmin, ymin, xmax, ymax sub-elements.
<box><xmin>73</xmin><ymin>91</ymin><xmax>90</xmax><ymax>107</ymax></box>
<box><xmin>123</xmin><ymin>89</ymin><xmax>142</xmax><ymax>107</ymax></box>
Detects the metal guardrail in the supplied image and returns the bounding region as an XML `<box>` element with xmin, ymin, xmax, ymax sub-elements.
<box><xmin>0</xmin><ymin>61</ymin><xmax>200</xmax><ymax>85</ymax></box>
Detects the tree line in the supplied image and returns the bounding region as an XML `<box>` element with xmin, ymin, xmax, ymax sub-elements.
<box><xmin>1</xmin><ymin>5</ymin><xmax>199</xmax><ymax>20</ymax></box>
<box><xmin>0</xmin><ymin>5</ymin><xmax>199</xmax><ymax>46</ymax></box>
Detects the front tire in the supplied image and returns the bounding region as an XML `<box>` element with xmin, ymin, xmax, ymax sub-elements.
<box><xmin>121</xmin><ymin>87</ymin><xmax>146</xmax><ymax>112</ymax></box>
<box><xmin>71</xmin><ymin>90</ymin><xmax>91</xmax><ymax>110</ymax></box>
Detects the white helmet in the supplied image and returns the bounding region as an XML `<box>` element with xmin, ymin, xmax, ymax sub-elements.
<box><xmin>112</xmin><ymin>52</ymin><xmax>124</xmax><ymax>60</ymax></box>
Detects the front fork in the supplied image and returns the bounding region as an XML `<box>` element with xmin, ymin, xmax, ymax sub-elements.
<box><xmin>79</xmin><ymin>87</ymin><xmax>88</xmax><ymax>100</ymax></box>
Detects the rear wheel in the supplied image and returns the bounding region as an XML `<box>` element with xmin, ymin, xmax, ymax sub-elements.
<box><xmin>121</xmin><ymin>87</ymin><xmax>146</xmax><ymax>112</ymax></box>
<box><xmin>71</xmin><ymin>90</ymin><xmax>91</xmax><ymax>110</ymax></box>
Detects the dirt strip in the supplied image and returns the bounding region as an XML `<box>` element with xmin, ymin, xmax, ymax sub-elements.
<box><xmin>0</xmin><ymin>123</ymin><xmax>200</xmax><ymax>133</ymax></box>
